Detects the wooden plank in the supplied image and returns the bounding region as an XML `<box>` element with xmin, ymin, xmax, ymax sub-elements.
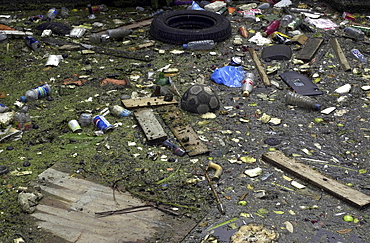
<box><xmin>159</xmin><ymin>105</ymin><xmax>209</xmax><ymax>156</ymax></box>
<box><xmin>296</xmin><ymin>38</ymin><xmax>324</xmax><ymax>62</ymax></box>
<box><xmin>329</xmin><ymin>38</ymin><xmax>351</xmax><ymax>72</ymax></box>
<box><xmin>134</xmin><ymin>108</ymin><xmax>167</xmax><ymax>144</ymax></box>
<box><xmin>32</xmin><ymin>168</ymin><xmax>167</xmax><ymax>243</ymax></box>
<box><xmin>248</xmin><ymin>47</ymin><xmax>271</xmax><ymax>86</ymax></box>
<box><xmin>262</xmin><ymin>151</ymin><xmax>370</xmax><ymax>208</ymax></box>
<box><xmin>122</xmin><ymin>96</ymin><xmax>178</xmax><ymax>109</ymax></box>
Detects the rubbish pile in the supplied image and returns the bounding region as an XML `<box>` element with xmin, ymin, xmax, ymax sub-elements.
<box><xmin>0</xmin><ymin>0</ymin><xmax>370</xmax><ymax>242</ymax></box>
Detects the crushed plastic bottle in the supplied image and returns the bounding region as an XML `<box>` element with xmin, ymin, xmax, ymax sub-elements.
<box><xmin>183</xmin><ymin>40</ymin><xmax>215</xmax><ymax>50</ymax></box>
<box><xmin>351</xmin><ymin>48</ymin><xmax>367</xmax><ymax>63</ymax></box>
<box><xmin>285</xmin><ymin>92</ymin><xmax>321</xmax><ymax>111</ymax></box>
<box><xmin>14</xmin><ymin>105</ymin><xmax>32</xmax><ymax>131</ymax></box>
<box><xmin>20</xmin><ymin>84</ymin><xmax>51</xmax><ymax>102</ymax></box>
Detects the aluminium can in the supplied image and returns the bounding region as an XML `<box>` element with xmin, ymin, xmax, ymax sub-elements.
<box><xmin>79</xmin><ymin>113</ymin><xmax>92</xmax><ymax>127</ymax></box>
<box><xmin>93</xmin><ymin>115</ymin><xmax>114</xmax><ymax>133</ymax></box>
<box><xmin>68</xmin><ymin>119</ymin><xmax>82</xmax><ymax>133</ymax></box>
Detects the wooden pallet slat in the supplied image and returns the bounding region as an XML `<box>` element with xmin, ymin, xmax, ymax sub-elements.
<box><xmin>262</xmin><ymin>150</ymin><xmax>370</xmax><ymax>208</ymax></box>
<box><xmin>134</xmin><ymin>108</ymin><xmax>167</xmax><ymax>144</ymax></box>
<box><xmin>159</xmin><ymin>105</ymin><xmax>209</xmax><ymax>157</ymax></box>
<box><xmin>122</xmin><ymin>96</ymin><xmax>178</xmax><ymax>109</ymax></box>
<box><xmin>296</xmin><ymin>38</ymin><xmax>324</xmax><ymax>62</ymax></box>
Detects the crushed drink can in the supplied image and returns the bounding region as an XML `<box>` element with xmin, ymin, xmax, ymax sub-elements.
<box><xmin>93</xmin><ymin>115</ymin><xmax>114</xmax><ymax>133</ymax></box>
<box><xmin>25</xmin><ymin>36</ymin><xmax>41</xmax><ymax>51</ymax></box>
<box><xmin>229</xmin><ymin>57</ymin><xmax>242</xmax><ymax>66</ymax></box>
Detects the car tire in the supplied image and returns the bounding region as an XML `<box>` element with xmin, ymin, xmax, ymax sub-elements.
<box><xmin>149</xmin><ymin>10</ymin><xmax>232</xmax><ymax>44</ymax></box>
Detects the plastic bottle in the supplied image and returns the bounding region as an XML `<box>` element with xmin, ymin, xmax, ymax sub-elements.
<box><xmin>286</xmin><ymin>17</ymin><xmax>302</xmax><ymax>31</ymax></box>
<box><xmin>0</xmin><ymin>32</ymin><xmax>7</xmax><ymax>43</ymax></box>
<box><xmin>351</xmin><ymin>49</ymin><xmax>367</xmax><ymax>63</ymax></box>
<box><xmin>285</xmin><ymin>92</ymin><xmax>321</xmax><ymax>111</ymax></box>
<box><xmin>257</xmin><ymin>3</ymin><xmax>270</xmax><ymax>9</ymax></box>
<box><xmin>183</xmin><ymin>40</ymin><xmax>215</xmax><ymax>50</ymax></box>
<box><xmin>20</xmin><ymin>84</ymin><xmax>51</xmax><ymax>102</ymax></box>
<box><xmin>110</xmin><ymin>105</ymin><xmax>132</xmax><ymax>117</ymax></box>
<box><xmin>280</xmin><ymin>15</ymin><xmax>293</xmax><ymax>27</ymax></box>
<box><xmin>25</xmin><ymin>36</ymin><xmax>41</xmax><ymax>51</ymax></box>
<box><xmin>263</xmin><ymin>19</ymin><xmax>280</xmax><ymax>37</ymax></box>
<box><xmin>241</xmin><ymin>73</ymin><xmax>255</xmax><ymax>97</ymax></box>
<box><xmin>163</xmin><ymin>139</ymin><xmax>186</xmax><ymax>157</ymax></box>
<box><xmin>60</xmin><ymin>7</ymin><xmax>69</xmax><ymax>18</ymax></box>
<box><xmin>105</xmin><ymin>28</ymin><xmax>132</xmax><ymax>39</ymax></box>
<box><xmin>45</xmin><ymin>8</ymin><xmax>57</xmax><ymax>21</ymax></box>
<box><xmin>0</xmin><ymin>103</ymin><xmax>9</xmax><ymax>113</ymax></box>
<box><xmin>14</xmin><ymin>105</ymin><xmax>32</xmax><ymax>131</ymax></box>
<box><xmin>344</xmin><ymin>27</ymin><xmax>365</xmax><ymax>41</ymax></box>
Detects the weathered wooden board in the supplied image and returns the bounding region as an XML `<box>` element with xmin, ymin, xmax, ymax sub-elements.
<box><xmin>248</xmin><ymin>47</ymin><xmax>271</xmax><ymax>86</ymax></box>
<box><xmin>296</xmin><ymin>38</ymin><xmax>324</xmax><ymax>62</ymax></box>
<box><xmin>32</xmin><ymin>168</ymin><xmax>168</xmax><ymax>243</ymax></box>
<box><xmin>159</xmin><ymin>105</ymin><xmax>209</xmax><ymax>156</ymax></box>
<box><xmin>122</xmin><ymin>96</ymin><xmax>178</xmax><ymax>109</ymax></box>
<box><xmin>262</xmin><ymin>151</ymin><xmax>370</xmax><ymax>208</ymax></box>
<box><xmin>330</xmin><ymin>38</ymin><xmax>351</xmax><ymax>72</ymax></box>
<box><xmin>134</xmin><ymin>108</ymin><xmax>167</xmax><ymax>144</ymax></box>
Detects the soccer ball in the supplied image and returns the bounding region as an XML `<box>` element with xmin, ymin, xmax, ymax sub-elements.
<box><xmin>181</xmin><ymin>84</ymin><xmax>220</xmax><ymax>114</ymax></box>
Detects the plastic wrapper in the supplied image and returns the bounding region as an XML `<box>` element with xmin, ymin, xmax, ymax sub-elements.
<box><xmin>211</xmin><ymin>66</ymin><xmax>245</xmax><ymax>88</ymax></box>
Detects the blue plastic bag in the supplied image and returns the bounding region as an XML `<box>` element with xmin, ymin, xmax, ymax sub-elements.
<box><xmin>211</xmin><ymin>66</ymin><xmax>245</xmax><ymax>88</ymax></box>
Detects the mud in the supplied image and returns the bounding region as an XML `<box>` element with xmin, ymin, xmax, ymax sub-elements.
<box><xmin>0</xmin><ymin>1</ymin><xmax>370</xmax><ymax>243</ymax></box>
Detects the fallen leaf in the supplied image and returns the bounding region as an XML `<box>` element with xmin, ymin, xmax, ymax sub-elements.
<box><xmin>240</xmin><ymin>156</ymin><xmax>256</xmax><ymax>163</ymax></box>
<box><xmin>337</xmin><ymin>228</ymin><xmax>353</xmax><ymax>234</ymax></box>
<box><xmin>284</xmin><ymin>221</ymin><xmax>294</xmax><ymax>233</ymax></box>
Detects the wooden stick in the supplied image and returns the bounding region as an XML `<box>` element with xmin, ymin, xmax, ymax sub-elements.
<box><xmin>329</xmin><ymin>38</ymin><xmax>351</xmax><ymax>72</ymax></box>
<box><xmin>248</xmin><ymin>47</ymin><xmax>271</xmax><ymax>86</ymax></box>
<box><xmin>202</xmin><ymin>167</ymin><xmax>225</xmax><ymax>214</ymax></box>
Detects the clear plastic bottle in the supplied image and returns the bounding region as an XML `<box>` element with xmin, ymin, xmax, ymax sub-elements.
<box><xmin>344</xmin><ymin>27</ymin><xmax>365</xmax><ymax>41</ymax></box>
<box><xmin>286</xmin><ymin>17</ymin><xmax>302</xmax><ymax>31</ymax></box>
<box><xmin>105</xmin><ymin>28</ymin><xmax>132</xmax><ymax>39</ymax></box>
<box><xmin>285</xmin><ymin>92</ymin><xmax>321</xmax><ymax>111</ymax></box>
<box><xmin>351</xmin><ymin>49</ymin><xmax>367</xmax><ymax>63</ymax></box>
<box><xmin>14</xmin><ymin>106</ymin><xmax>32</xmax><ymax>131</ymax></box>
<box><xmin>280</xmin><ymin>15</ymin><xmax>293</xmax><ymax>27</ymax></box>
<box><xmin>183</xmin><ymin>40</ymin><xmax>216</xmax><ymax>50</ymax></box>
<box><xmin>241</xmin><ymin>73</ymin><xmax>255</xmax><ymax>97</ymax></box>
<box><xmin>20</xmin><ymin>84</ymin><xmax>51</xmax><ymax>102</ymax></box>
